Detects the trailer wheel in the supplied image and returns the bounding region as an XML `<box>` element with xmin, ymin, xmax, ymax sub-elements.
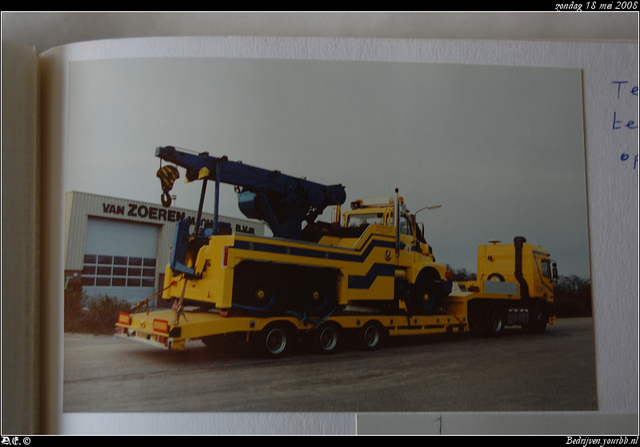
<box><xmin>312</xmin><ymin>322</ymin><xmax>341</xmax><ymax>354</ymax></box>
<box><xmin>359</xmin><ymin>321</ymin><xmax>386</xmax><ymax>350</ymax></box>
<box><xmin>256</xmin><ymin>322</ymin><xmax>295</xmax><ymax>358</ymax></box>
<box><xmin>484</xmin><ymin>304</ymin><xmax>505</xmax><ymax>337</ymax></box>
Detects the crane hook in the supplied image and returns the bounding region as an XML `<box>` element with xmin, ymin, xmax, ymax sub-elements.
<box><xmin>157</xmin><ymin>165</ymin><xmax>180</xmax><ymax>208</ymax></box>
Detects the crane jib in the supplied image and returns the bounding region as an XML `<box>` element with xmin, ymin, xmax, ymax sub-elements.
<box><xmin>155</xmin><ymin>146</ymin><xmax>346</xmax><ymax>240</ymax></box>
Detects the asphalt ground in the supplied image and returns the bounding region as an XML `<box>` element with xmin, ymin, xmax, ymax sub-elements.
<box><xmin>63</xmin><ymin>317</ymin><xmax>598</xmax><ymax>413</ymax></box>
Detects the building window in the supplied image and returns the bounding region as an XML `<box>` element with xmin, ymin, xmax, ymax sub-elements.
<box><xmin>82</xmin><ymin>254</ymin><xmax>156</xmax><ymax>287</ymax></box>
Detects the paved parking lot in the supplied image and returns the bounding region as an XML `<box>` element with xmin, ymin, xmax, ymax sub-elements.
<box><xmin>64</xmin><ymin>317</ymin><xmax>597</xmax><ymax>413</ymax></box>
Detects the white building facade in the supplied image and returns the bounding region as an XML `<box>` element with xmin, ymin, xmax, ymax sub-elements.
<box><xmin>64</xmin><ymin>191</ymin><xmax>264</xmax><ymax>302</ymax></box>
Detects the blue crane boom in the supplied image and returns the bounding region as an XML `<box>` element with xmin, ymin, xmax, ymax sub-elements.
<box><xmin>155</xmin><ymin>146</ymin><xmax>347</xmax><ymax>241</ymax></box>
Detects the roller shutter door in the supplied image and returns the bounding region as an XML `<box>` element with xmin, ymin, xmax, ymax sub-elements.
<box><xmin>82</xmin><ymin>217</ymin><xmax>159</xmax><ymax>302</ymax></box>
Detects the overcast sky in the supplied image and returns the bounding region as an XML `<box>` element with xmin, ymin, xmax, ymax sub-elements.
<box><xmin>66</xmin><ymin>57</ymin><xmax>590</xmax><ymax>277</ymax></box>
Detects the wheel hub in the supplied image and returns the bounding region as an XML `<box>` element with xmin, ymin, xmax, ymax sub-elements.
<box><xmin>320</xmin><ymin>327</ymin><xmax>338</xmax><ymax>350</ymax></box>
<box><xmin>265</xmin><ymin>328</ymin><xmax>286</xmax><ymax>354</ymax></box>
<box><xmin>364</xmin><ymin>326</ymin><xmax>379</xmax><ymax>347</ymax></box>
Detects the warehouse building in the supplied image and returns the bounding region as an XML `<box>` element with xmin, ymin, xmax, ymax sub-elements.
<box><xmin>64</xmin><ymin>191</ymin><xmax>264</xmax><ymax>302</ymax></box>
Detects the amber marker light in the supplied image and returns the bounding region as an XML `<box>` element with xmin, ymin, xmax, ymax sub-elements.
<box><xmin>118</xmin><ymin>312</ymin><xmax>131</xmax><ymax>325</ymax></box>
<box><xmin>153</xmin><ymin>319</ymin><xmax>170</xmax><ymax>334</ymax></box>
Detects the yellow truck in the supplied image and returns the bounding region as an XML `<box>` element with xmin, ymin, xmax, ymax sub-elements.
<box><xmin>461</xmin><ymin>236</ymin><xmax>557</xmax><ymax>335</ymax></box>
<box><xmin>114</xmin><ymin>146</ymin><xmax>558</xmax><ymax>357</ymax></box>
<box><xmin>161</xmin><ymin>192</ymin><xmax>450</xmax><ymax>318</ymax></box>
<box><xmin>151</xmin><ymin>146</ymin><xmax>451</xmax><ymax>317</ymax></box>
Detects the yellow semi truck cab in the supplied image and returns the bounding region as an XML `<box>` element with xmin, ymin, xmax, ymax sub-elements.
<box><xmin>460</xmin><ymin>236</ymin><xmax>557</xmax><ymax>334</ymax></box>
<box><xmin>467</xmin><ymin>237</ymin><xmax>557</xmax><ymax>302</ymax></box>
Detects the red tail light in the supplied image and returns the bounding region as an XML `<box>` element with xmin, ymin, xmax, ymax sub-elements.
<box><xmin>222</xmin><ymin>246</ymin><xmax>229</xmax><ymax>267</ymax></box>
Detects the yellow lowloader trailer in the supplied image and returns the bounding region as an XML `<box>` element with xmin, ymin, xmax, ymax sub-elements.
<box><xmin>115</xmin><ymin>146</ymin><xmax>557</xmax><ymax>357</ymax></box>
<box><xmin>115</xmin><ymin>236</ymin><xmax>558</xmax><ymax>357</ymax></box>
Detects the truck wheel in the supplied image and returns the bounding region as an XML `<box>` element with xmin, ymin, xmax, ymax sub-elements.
<box><xmin>257</xmin><ymin>322</ymin><xmax>294</xmax><ymax>358</ymax></box>
<box><xmin>234</xmin><ymin>263</ymin><xmax>283</xmax><ymax>312</ymax></box>
<box><xmin>304</xmin><ymin>275</ymin><xmax>336</xmax><ymax>315</ymax></box>
<box><xmin>312</xmin><ymin>322</ymin><xmax>341</xmax><ymax>354</ymax></box>
<box><xmin>359</xmin><ymin>321</ymin><xmax>386</xmax><ymax>350</ymax></box>
<box><xmin>487</xmin><ymin>273</ymin><xmax>505</xmax><ymax>282</ymax></box>
<box><xmin>526</xmin><ymin>302</ymin><xmax>548</xmax><ymax>333</ymax></box>
<box><xmin>484</xmin><ymin>304</ymin><xmax>505</xmax><ymax>337</ymax></box>
<box><xmin>407</xmin><ymin>276</ymin><xmax>440</xmax><ymax>315</ymax></box>
<box><xmin>249</xmin><ymin>278</ymin><xmax>278</xmax><ymax>311</ymax></box>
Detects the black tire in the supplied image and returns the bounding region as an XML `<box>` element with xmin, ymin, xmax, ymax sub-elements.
<box><xmin>526</xmin><ymin>302</ymin><xmax>548</xmax><ymax>333</ymax></box>
<box><xmin>484</xmin><ymin>304</ymin><xmax>505</xmax><ymax>337</ymax></box>
<box><xmin>303</xmin><ymin>273</ymin><xmax>337</xmax><ymax>315</ymax></box>
<box><xmin>312</xmin><ymin>322</ymin><xmax>341</xmax><ymax>354</ymax></box>
<box><xmin>256</xmin><ymin>322</ymin><xmax>294</xmax><ymax>358</ymax></box>
<box><xmin>406</xmin><ymin>274</ymin><xmax>441</xmax><ymax>315</ymax></box>
<box><xmin>233</xmin><ymin>263</ymin><xmax>282</xmax><ymax>312</ymax></box>
<box><xmin>487</xmin><ymin>273</ymin><xmax>505</xmax><ymax>282</ymax></box>
<box><xmin>359</xmin><ymin>320</ymin><xmax>386</xmax><ymax>350</ymax></box>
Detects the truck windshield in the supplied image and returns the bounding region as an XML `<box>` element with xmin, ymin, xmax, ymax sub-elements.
<box><xmin>399</xmin><ymin>215</ymin><xmax>413</xmax><ymax>235</ymax></box>
<box><xmin>347</xmin><ymin>213</ymin><xmax>382</xmax><ymax>226</ymax></box>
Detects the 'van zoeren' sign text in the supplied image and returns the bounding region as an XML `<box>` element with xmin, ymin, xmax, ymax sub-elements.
<box><xmin>101</xmin><ymin>202</ymin><xmax>256</xmax><ymax>234</ymax></box>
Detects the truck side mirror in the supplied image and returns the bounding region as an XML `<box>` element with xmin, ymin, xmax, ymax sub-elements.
<box><xmin>552</xmin><ymin>262</ymin><xmax>558</xmax><ymax>280</ymax></box>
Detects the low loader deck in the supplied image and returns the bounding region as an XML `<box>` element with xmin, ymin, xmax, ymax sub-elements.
<box><xmin>114</xmin><ymin>291</ymin><xmax>512</xmax><ymax>353</ymax></box>
<box><xmin>116</xmin><ymin>308</ymin><xmax>310</xmax><ymax>351</ymax></box>
<box><xmin>115</xmin><ymin>308</ymin><xmax>468</xmax><ymax>352</ymax></box>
